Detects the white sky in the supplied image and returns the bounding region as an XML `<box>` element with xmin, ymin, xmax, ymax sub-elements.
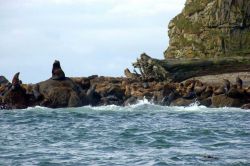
<box><xmin>0</xmin><ymin>0</ymin><xmax>185</xmax><ymax>83</ymax></box>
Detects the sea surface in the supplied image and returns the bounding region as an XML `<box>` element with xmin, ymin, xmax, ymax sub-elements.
<box><xmin>0</xmin><ymin>100</ymin><xmax>250</xmax><ymax>166</ymax></box>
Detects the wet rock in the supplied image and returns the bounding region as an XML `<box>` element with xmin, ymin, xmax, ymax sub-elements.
<box><xmin>199</xmin><ymin>98</ymin><xmax>212</xmax><ymax>107</ymax></box>
<box><xmin>38</xmin><ymin>77</ymin><xmax>86</xmax><ymax>108</ymax></box>
<box><xmin>170</xmin><ymin>98</ymin><xmax>196</xmax><ymax>107</ymax></box>
<box><xmin>241</xmin><ymin>103</ymin><xmax>250</xmax><ymax>110</ymax></box>
<box><xmin>101</xmin><ymin>95</ymin><xmax>122</xmax><ymax>106</ymax></box>
<box><xmin>212</xmin><ymin>94</ymin><xmax>242</xmax><ymax>107</ymax></box>
<box><xmin>86</xmin><ymin>84</ymin><xmax>101</xmax><ymax>106</ymax></box>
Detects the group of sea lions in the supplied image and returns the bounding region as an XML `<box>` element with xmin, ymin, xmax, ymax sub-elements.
<box><xmin>0</xmin><ymin>60</ymin><xmax>66</xmax><ymax>109</ymax></box>
<box><xmin>1</xmin><ymin>59</ymin><xmax>250</xmax><ymax>109</ymax></box>
<box><xmin>173</xmin><ymin>76</ymin><xmax>248</xmax><ymax>102</ymax></box>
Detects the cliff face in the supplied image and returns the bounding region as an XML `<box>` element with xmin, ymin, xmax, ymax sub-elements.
<box><xmin>165</xmin><ymin>0</ymin><xmax>250</xmax><ymax>59</ymax></box>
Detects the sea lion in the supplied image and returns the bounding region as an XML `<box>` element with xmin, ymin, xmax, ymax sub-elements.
<box><xmin>124</xmin><ymin>68</ymin><xmax>140</xmax><ymax>79</ymax></box>
<box><xmin>51</xmin><ymin>60</ymin><xmax>65</xmax><ymax>80</ymax></box>
<box><xmin>213</xmin><ymin>79</ymin><xmax>231</xmax><ymax>95</ymax></box>
<box><xmin>161</xmin><ymin>90</ymin><xmax>177</xmax><ymax>106</ymax></box>
<box><xmin>12</xmin><ymin>72</ymin><xmax>21</xmax><ymax>90</ymax></box>
<box><xmin>200</xmin><ymin>86</ymin><xmax>213</xmax><ymax>99</ymax></box>
<box><xmin>236</xmin><ymin>76</ymin><xmax>243</xmax><ymax>89</ymax></box>
<box><xmin>213</xmin><ymin>86</ymin><xmax>225</xmax><ymax>95</ymax></box>
<box><xmin>223</xmin><ymin>79</ymin><xmax>230</xmax><ymax>93</ymax></box>
<box><xmin>183</xmin><ymin>82</ymin><xmax>196</xmax><ymax>99</ymax></box>
<box><xmin>227</xmin><ymin>84</ymin><xmax>244</xmax><ymax>98</ymax></box>
<box><xmin>176</xmin><ymin>83</ymin><xmax>185</xmax><ymax>95</ymax></box>
<box><xmin>194</xmin><ymin>82</ymin><xmax>206</xmax><ymax>96</ymax></box>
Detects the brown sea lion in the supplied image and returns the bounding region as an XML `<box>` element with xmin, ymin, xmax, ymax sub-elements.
<box><xmin>194</xmin><ymin>82</ymin><xmax>206</xmax><ymax>96</ymax></box>
<box><xmin>236</xmin><ymin>76</ymin><xmax>243</xmax><ymax>89</ymax></box>
<box><xmin>183</xmin><ymin>82</ymin><xmax>196</xmax><ymax>99</ymax></box>
<box><xmin>213</xmin><ymin>86</ymin><xmax>226</xmax><ymax>95</ymax></box>
<box><xmin>51</xmin><ymin>60</ymin><xmax>65</xmax><ymax>80</ymax></box>
<box><xmin>200</xmin><ymin>86</ymin><xmax>213</xmax><ymax>99</ymax></box>
<box><xmin>12</xmin><ymin>72</ymin><xmax>21</xmax><ymax>90</ymax></box>
<box><xmin>227</xmin><ymin>84</ymin><xmax>244</xmax><ymax>98</ymax></box>
<box><xmin>124</xmin><ymin>68</ymin><xmax>140</xmax><ymax>79</ymax></box>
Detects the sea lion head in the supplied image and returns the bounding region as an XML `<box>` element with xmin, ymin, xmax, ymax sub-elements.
<box><xmin>53</xmin><ymin>60</ymin><xmax>61</xmax><ymax>70</ymax></box>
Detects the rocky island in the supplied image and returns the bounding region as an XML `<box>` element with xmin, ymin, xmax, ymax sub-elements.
<box><xmin>1</xmin><ymin>0</ymin><xmax>250</xmax><ymax>110</ymax></box>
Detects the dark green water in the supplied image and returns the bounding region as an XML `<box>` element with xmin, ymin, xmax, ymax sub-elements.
<box><xmin>0</xmin><ymin>102</ymin><xmax>250</xmax><ymax>166</ymax></box>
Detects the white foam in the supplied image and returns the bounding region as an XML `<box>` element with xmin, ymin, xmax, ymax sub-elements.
<box><xmin>24</xmin><ymin>106</ymin><xmax>48</xmax><ymax>110</ymax></box>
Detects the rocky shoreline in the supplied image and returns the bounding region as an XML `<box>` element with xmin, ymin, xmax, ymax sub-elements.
<box><xmin>0</xmin><ymin>60</ymin><xmax>250</xmax><ymax>110</ymax></box>
<box><xmin>1</xmin><ymin>0</ymin><xmax>250</xmax><ymax>110</ymax></box>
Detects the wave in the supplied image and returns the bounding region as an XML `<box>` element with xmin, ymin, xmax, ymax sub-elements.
<box><xmin>21</xmin><ymin>98</ymin><xmax>249</xmax><ymax>112</ymax></box>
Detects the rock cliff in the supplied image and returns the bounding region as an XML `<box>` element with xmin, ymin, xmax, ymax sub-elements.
<box><xmin>165</xmin><ymin>0</ymin><xmax>250</xmax><ymax>59</ymax></box>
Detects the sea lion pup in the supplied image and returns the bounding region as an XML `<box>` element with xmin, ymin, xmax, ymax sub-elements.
<box><xmin>51</xmin><ymin>60</ymin><xmax>65</xmax><ymax>80</ymax></box>
<box><xmin>236</xmin><ymin>76</ymin><xmax>243</xmax><ymax>89</ymax></box>
<box><xmin>12</xmin><ymin>72</ymin><xmax>21</xmax><ymax>90</ymax></box>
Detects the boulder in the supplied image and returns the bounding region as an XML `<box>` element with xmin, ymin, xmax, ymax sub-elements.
<box><xmin>241</xmin><ymin>103</ymin><xmax>250</xmax><ymax>110</ymax></box>
<box><xmin>212</xmin><ymin>94</ymin><xmax>242</xmax><ymax>107</ymax></box>
<box><xmin>38</xmin><ymin>78</ymin><xmax>85</xmax><ymax>108</ymax></box>
<box><xmin>170</xmin><ymin>98</ymin><xmax>196</xmax><ymax>107</ymax></box>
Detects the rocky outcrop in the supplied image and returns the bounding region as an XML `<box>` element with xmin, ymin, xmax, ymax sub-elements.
<box><xmin>165</xmin><ymin>0</ymin><xmax>250</xmax><ymax>59</ymax></box>
<box><xmin>132</xmin><ymin>53</ymin><xmax>250</xmax><ymax>82</ymax></box>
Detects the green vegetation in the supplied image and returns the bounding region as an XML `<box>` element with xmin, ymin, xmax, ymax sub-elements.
<box><xmin>173</xmin><ymin>15</ymin><xmax>202</xmax><ymax>34</ymax></box>
<box><xmin>184</xmin><ymin>0</ymin><xmax>214</xmax><ymax>16</ymax></box>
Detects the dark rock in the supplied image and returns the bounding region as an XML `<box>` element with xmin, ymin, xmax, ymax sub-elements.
<box><xmin>106</xmin><ymin>86</ymin><xmax>125</xmax><ymax>100</ymax></box>
<box><xmin>88</xmin><ymin>75</ymin><xmax>98</xmax><ymax>80</ymax></box>
<box><xmin>199</xmin><ymin>98</ymin><xmax>212</xmax><ymax>107</ymax></box>
<box><xmin>241</xmin><ymin>103</ymin><xmax>250</xmax><ymax>110</ymax></box>
<box><xmin>38</xmin><ymin>78</ymin><xmax>86</xmax><ymax>108</ymax></box>
<box><xmin>101</xmin><ymin>95</ymin><xmax>122</xmax><ymax>106</ymax></box>
<box><xmin>86</xmin><ymin>84</ymin><xmax>101</xmax><ymax>106</ymax></box>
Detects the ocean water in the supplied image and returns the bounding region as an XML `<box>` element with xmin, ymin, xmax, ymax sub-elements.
<box><xmin>0</xmin><ymin>100</ymin><xmax>250</xmax><ymax>166</ymax></box>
